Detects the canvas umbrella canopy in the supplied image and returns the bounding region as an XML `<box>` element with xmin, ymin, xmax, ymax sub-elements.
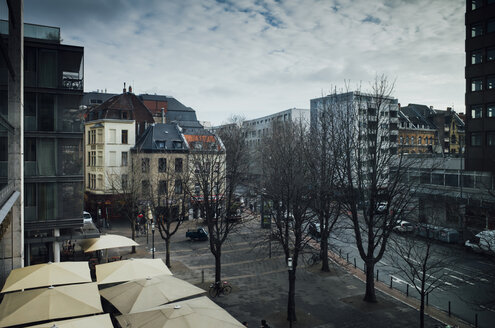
<box><xmin>0</xmin><ymin>283</ymin><xmax>102</xmax><ymax>328</ymax></box>
<box><xmin>1</xmin><ymin>261</ymin><xmax>92</xmax><ymax>293</ymax></box>
<box><xmin>25</xmin><ymin>314</ymin><xmax>113</xmax><ymax>328</ymax></box>
<box><xmin>96</xmin><ymin>258</ymin><xmax>172</xmax><ymax>285</ymax></box>
<box><xmin>116</xmin><ymin>296</ymin><xmax>245</xmax><ymax>328</ymax></box>
<box><xmin>100</xmin><ymin>274</ymin><xmax>205</xmax><ymax>314</ymax></box>
<box><xmin>81</xmin><ymin>234</ymin><xmax>138</xmax><ymax>253</ymax></box>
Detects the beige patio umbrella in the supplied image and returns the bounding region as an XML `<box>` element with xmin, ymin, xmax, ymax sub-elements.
<box><xmin>25</xmin><ymin>314</ymin><xmax>113</xmax><ymax>328</ymax></box>
<box><xmin>116</xmin><ymin>296</ymin><xmax>245</xmax><ymax>328</ymax></box>
<box><xmin>100</xmin><ymin>274</ymin><xmax>205</xmax><ymax>314</ymax></box>
<box><xmin>1</xmin><ymin>261</ymin><xmax>91</xmax><ymax>293</ymax></box>
<box><xmin>0</xmin><ymin>283</ymin><xmax>102</xmax><ymax>328</ymax></box>
<box><xmin>82</xmin><ymin>234</ymin><xmax>138</xmax><ymax>253</ymax></box>
<box><xmin>96</xmin><ymin>258</ymin><xmax>172</xmax><ymax>285</ymax></box>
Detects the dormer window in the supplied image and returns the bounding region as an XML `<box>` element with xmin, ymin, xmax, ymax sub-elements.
<box><xmin>122</xmin><ymin>111</ymin><xmax>129</xmax><ymax>119</ymax></box>
<box><xmin>157</xmin><ymin>141</ymin><xmax>166</xmax><ymax>149</ymax></box>
<box><xmin>173</xmin><ymin>141</ymin><xmax>183</xmax><ymax>149</ymax></box>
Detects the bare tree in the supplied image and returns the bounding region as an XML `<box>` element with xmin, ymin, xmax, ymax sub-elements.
<box><xmin>260</xmin><ymin>120</ymin><xmax>312</xmax><ymax>326</ymax></box>
<box><xmin>187</xmin><ymin>125</ymin><xmax>246</xmax><ymax>283</ymax></box>
<box><xmin>307</xmin><ymin>91</ymin><xmax>343</xmax><ymax>272</ymax></box>
<box><xmin>333</xmin><ymin>75</ymin><xmax>419</xmax><ymax>302</ymax></box>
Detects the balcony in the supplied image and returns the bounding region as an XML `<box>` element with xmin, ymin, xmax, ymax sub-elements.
<box><xmin>62</xmin><ymin>71</ymin><xmax>83</xmax><ymax>91</ymax></box>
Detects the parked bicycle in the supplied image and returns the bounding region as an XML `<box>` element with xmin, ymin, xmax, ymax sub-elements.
<box><xmin>209</xmin><ymin>281</ymin><xmax>232</xmax><ymax>298</ymax></box>
<box><xmin>305</xmin><ymin>252</ymin><xmax>321</xmax><ymax>266</ymax></box>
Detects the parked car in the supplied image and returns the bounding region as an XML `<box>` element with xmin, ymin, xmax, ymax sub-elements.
<box><xmin>83</xmin><ymin>211</ymin><xmax>93</xmax><ymax>224</ymax></box>
<box><xmin>376</xmin><ymin>202</ymin><xmax>388</xmax><ymax>214</ymax></box>
<box><xmin>393</xmin><ymin>220</ymin><xmax>415</xmax><ymax>233</ymax></box>
<box><xmin>186</xmin><ymin>227</ymin><xmax>209</xmax><ymax>241</ymax></box>
<box><xmin>465</xmin><ymin>230</ymin><xmax>495</xmax><ymax>254</ymax></box>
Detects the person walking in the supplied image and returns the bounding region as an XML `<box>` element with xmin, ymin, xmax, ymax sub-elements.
<box><xmin>260</xmin><ymin>319</ymin><xmax>270</xmax><ymax>328</ymax></box>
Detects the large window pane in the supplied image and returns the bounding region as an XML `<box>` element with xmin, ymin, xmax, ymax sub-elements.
<box><xmin>472</xmin><ymin>0</ymin><xmax>482</xmax><ymax>10</ymax></box>
<box><xmin>488</xmin><ymin>76</ymin><xmax>495</xmax><ymax>89</ymax></box>
<box><xmin>58</xmin><ymin>138</ymin><xmax>82</xmax><ymax>175</ymax></box>
<box><xmin>24</xmin><ymin>137</ymin><xmax>36</xmax><ymax>176</ymax></box>
<box><xmin>25</xmin><ymin>92</ymin><xmax>37</xmax><ymax>131</ymax></box>
<box><xmin>488</xmin><ymin>19</ymin><xmax>495</xmax><ymax>33</ymax></box>
<box><xmin>38</xmin><ymin>183</ymin><xmax>56</xmax><ymax>221</ymax></box>
<box><xmin>0</xmin><ymin>136</ymin><xmax>6</xmax><ymax>177</ymax></box>
<box><xmin>471</xmin><ymin>105</ymin><xmax>483</xmax><ymax>118</ymax></box>
<box><xmin>24</xmin><ymin>183</ymin><xmax>37</xmax><ymax>222</ymax></box>
<box><xmin>488</xmin><ymin>104</ymin><xmax>495</xmax><ymax>117</ymax></box>
<box><xmin>471</xmin><ymin>133</ymin><xmax>482</xmax><ymax>146</ymax></box>
<box><xmin>39</xmin><ymin>94</ymin><xmax>55</xmax><ymax>131</ymax></box>
<box><xmin>59</xmin><ymin>182</ymin><xmax>83</xmax><ymax>220</ymax></box>
<box><xmin>38</xmin><ymin>50</ymin><xmax>57</xmax><ymax>88</ymax></box>
<box><xmin>488</xmin><ymin>132</ymin><xmax>495</xmax><ymax>146</ymax></box>
<box><xmin>472</xmin><ymin>23</ymin><xmax>483</xmax><ymax>37</ymax></box>
<box><xmin>37</xmin><ymin>139</ymin><xmax>56</xmax><ymax>175</ymax></box>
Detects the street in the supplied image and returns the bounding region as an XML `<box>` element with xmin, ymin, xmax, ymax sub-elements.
<box><xmin>328</xmin><ymin>225</ymin><xmax>495</xmax><ymax>328</ymax></box>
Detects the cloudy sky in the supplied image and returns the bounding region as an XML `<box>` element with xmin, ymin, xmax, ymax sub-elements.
<box><xmin>10</xmin><ymin>0</ymin><xmax>466</xmax><ymax>125</ymax></box>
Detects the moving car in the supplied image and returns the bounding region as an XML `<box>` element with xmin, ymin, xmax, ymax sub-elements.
<box><xmin>186</xmin><ymin>227</ymin><xmax>209</xmax><ymax>241</ymax></box>
<box><xmin>83</xmin><ymin>211</ymin><xmax>93</xmax><ymax>224</ymax></box>
<box><xmin>393</xmin><ymin>220</ymin><xmax>415</xmax><ymax>233</ymax></box>
<box><xmin>465</xmin><ymin>230</ymin><xmax>495</xmax><ymax>254</ymax></box>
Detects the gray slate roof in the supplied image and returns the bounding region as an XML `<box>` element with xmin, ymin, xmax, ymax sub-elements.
<box><xmin>133</xmin><ymin>123</ymin><xmax>188</xmax><ymax>153</ymax></box>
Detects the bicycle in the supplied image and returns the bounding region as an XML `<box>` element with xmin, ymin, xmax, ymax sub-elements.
<box><xmin>306</xmin><ymin>253</ymin><xmax>321</xmax><ymax>267</ymax></box>
<box><xmin>208</xmin><ymin>281</ymin><xmax>232</xmax><ymax>298</ymax></box>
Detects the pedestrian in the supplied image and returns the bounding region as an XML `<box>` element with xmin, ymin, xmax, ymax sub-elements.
<box><xmin>260</xmin><ymin>319</ymin><xmax>270</xmax><ymax>328</ymax></box>
<box><xmin>242</xmin><ymin>321</ymin><xmax>248</xmax><ymax>327</ymax></box>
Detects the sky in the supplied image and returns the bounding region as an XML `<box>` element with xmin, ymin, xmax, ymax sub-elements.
<box><xmin>7</xmin><ymin>0</ymin><xmax>466</xmax><ymax>125</ymax></box>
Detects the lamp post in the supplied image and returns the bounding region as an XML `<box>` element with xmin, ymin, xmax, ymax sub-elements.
<box><xmin>152</xmin><ymin>219</ymin><xmax>155</xmax><ymax>259</ymax></box>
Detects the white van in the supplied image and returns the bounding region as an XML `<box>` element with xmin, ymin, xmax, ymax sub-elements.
<box><xmin>465</xmin><ymin>230</ymin><xmax>495</xmax><ymax>255</ymax></box>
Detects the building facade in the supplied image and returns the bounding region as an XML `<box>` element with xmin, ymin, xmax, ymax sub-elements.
<box><xmin>84</xmin><ymin>89</ymin><xmax>154</xmax><ymax>222</ymax></box>
<box><xmin>465</xmin><ymin>0</ymin><xmax>495</xmax><ymax>172</ymax></box>
<box><xmin>0</xmin><ymin>21</ymin><xmax>91</xmax><ymax>270</ymax></box>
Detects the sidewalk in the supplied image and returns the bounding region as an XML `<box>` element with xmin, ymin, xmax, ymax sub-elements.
<box><xmin>102</xmin><ymin>217</ymin><xmax>465</xmax><ymax>328</ymax></box>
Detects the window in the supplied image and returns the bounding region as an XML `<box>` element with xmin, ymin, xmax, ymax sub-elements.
<box><xmin>451</xmin><ymin>134</ymin><xmax>457</xmax><ymax>144</ymax></box>
<box><xmin>89</xmin><ymin>174</ymin><xmax>96</xmax><ymax>190</ymax></box>
<box><xmin>96</xmin><ymin>129</ymin><xmax>103</xmax><ymax>143</ymax></box>
<box><xmin>141</xmin><ymin>158</ymin><xmax>150</xmax><ymax>173</ymax></box>
<box><xmin>174</xmin><ymin>179</ymin><xmax>182</xmax><ymax>194</ymax></box>
<box><xmin>488</xmin><ymin>47</ymin><xmax>495</xmax><ymax>61</ymax></box>
<box><xmin>406</xmin><ymin>136</ymin><xmax>410</xmax><ymax>145</ymax></box>
<box><xmin>175</xmin><ymin>158</ymin><xmax>183</xmax><ymax>172</ymax></box>
<box><xmin>97</xmin><ymin>151</ymin><xmax>103</xmax><ymax>166</ymax></box>
<box><xmin>488</xmin><ymin>132</ymin><xmax>495</xmax><ymax>146</ymax></box>
<box><xmin>89</xmin><ymin>151</ymin><xmax>96</xmax><ymax>167</ymax></box>
<box><xmin>472</xmin><ymin>0</ymin><xmax>482</xmax><ymax>10</ymax></box>
<box><xmin>158</xmin><ymin>180</ymin><xmax>167</xmax><ymax>194</ymax></box>
<box><xmin>411</xmin><ymin>136</ymin><xmax>415</xmax><ymax>145</ymax></box>
<box><xmin>158</xmin><ymin>158</ymin><xmax>167</xmax><ymax>172</ymax></box>
<box><xmin>173</xmin><ymin>141</ymin><xmax>182</xmax><ymax>149</ymax></box>
<box><xmin>471</xmin><ymin>105</ymin><xmax>483</xmax><ymax>118</ymax></box>
<box><xmin>472</xmin><ymin>23</ymin><xmax>483</xmax><ymax>38</ymax></box>
<box><xmin>488</xmin><ymin>76</ymin><xmax>495</xmax><ymax>89</ymax></box>
<box><xmin>121</xmin><ymin>152</ymin><xmax>128</xmax><ymax>166</ymax></box>
<box><xmin>471</xmin><ymin>50</ymin><xmax>483</xmax><ymax>64</ymax></box>
<box><xmin>142</xmin><ymin>180</ymin><xmax>150</xmax><ymax>194</ymax></box>
<box><xmin>122</xmin><ymin>130</ymin><xmax>128</xmax><ymax>144</ymax></box>
<box><xmin>471</xmin><ymin>133</ymin><xmax>482</xmax><ymax>146</ymax></box>
<box><xmin>109</xmin><ymin>129</ymin><xmax>116</xmax><ymax>143</ymax></box>
<box><xmin>109</xmin><ymin>151</ymin><xmax>116</xmax><ymax>166</ymax></box>
<box><xmin>472</xmin><ymin>78</ymin><xmax>483</xmax><ymax>91</ymax></box>
<box><xmin>488</xmin><ymin>19</ymin><xmax>495</xmax><ymax>34</ymax></box>
<box><xmin>121</xmin><ymin>174</ymin><xmax>128</xmax><ymax>190</ymax></box>
<box><xmin>97</xmin><ymin>174</ymin><xmax>103</xmax><ymax>189</ymax></box>
<box><xmin>400</xmin><ymin>136</ymin><xmax>404</xmax><ymax>144</ymax></box>
<box><xmin>194</xmin><ymin>183</ymin><xmax>200</xmax><ymax>196</ymax></box>
<box><xmin>25</xmin><ymin>138</ymin><xmax>36</xmax><ymax>161</ymax></box>
<box><xmin>425</xmin><ymin>137</ymin><xmax>429</xmax><ymax>145</ymax></box>
<box><xmin>418</xmin><ymin>136</ymin><xmax>422</xmax><ymax>145</ymax></box>
<box><xmin>488</xmin><ymin>104</ymin><xmax>495</xmax><ymax>117</ymax></box>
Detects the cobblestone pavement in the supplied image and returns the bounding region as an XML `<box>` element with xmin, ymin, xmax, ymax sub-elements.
<box><xmin>105</xmin><ymin>214</ymin><xmax>467</xmax><ymax>328</ymax></box>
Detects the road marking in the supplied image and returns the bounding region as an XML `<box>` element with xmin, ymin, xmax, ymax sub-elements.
<box><xmin>443</xmin><ymin>281</ymin><xmax>459</xmax><ymax>288</ymax></box>
<box><xmin>480</xmin><ymin>305</ymin><xmax>495</xmax><ymax>313</ymax></box>
<box><xmin>448</xmin><ymin>274</ymin><xmax>475</xmax><ymax>286</ymax></box>
<box><xmin>378</xmin><ymin>260</ymin><xmax>388</xmax><ymax>266</ymax></box>
<box><xmin>405</xmin><ymin>256</ymin><xmax>420</xmax><ymax>264</ymax></box>
<box><xmin>391</xmin><ymin>275</ymin><xmax>407</xmax><ymax>285</ymax></box>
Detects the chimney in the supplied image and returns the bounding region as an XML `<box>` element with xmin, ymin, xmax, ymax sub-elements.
<box><xmin>161</xmin><ymin>108</ymin><xmax>165</xmax><ymax>124</ymax></box>
<box><xmin>123</xmin><ymin>82</ymin><xmax>126</xmax><ymax>93</ymax></box>
<box><xmin>129</xmin><ymin>85</ymin><xmax>132</xmax><ymax>93</ymax></box>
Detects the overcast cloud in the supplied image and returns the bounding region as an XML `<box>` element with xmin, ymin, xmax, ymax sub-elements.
<box><xmin>10</xmin><ymin>0</ymin><xmax>465</xmax><ymax>124</ymax></box>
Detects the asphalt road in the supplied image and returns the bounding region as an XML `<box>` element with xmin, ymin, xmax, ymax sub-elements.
<box><xmin>328</xmin><ymin>225</ymin><xmax>495</xmax><ymax>328</ymax></box>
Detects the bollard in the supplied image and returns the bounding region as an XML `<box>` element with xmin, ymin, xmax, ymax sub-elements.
<box><xmin>376</xmin><ymin>270</ymin><xmax>379</xmax><ymax>281</ymax></box>
<box><xmin>426</xmin><ymin>292</ymin><xmax>429</xmax><ymax>306</ymax></box>
<box><xmin>406</xmin><ymin>284</ymin><xmax>409</xmax><ymax>297</ymax></box>
<box><xmin>202</xmin><ymin>269</ymin><xmax>204</xmax><ymax>283</ymax></box>
<box><xmin>390</xmin><ymin>276</ymin><xmax>393</xmax><ymax>288</ymax></box>
<box><xmin>346</xmin><ymin>253</ymin><xmax>349</xmax><ymax>263</ymax></box>
<box><xmin>475</xmin><ymin>313</ymin><xmax>478</xmax><ymax>327</ymax></box>
<box><xmin>448</xmin><ymin>301</ymin><xmax>451</xmax><ymax>317</ymax></box>
<box><xmin>339</xmin><ymin>249</ymin><xmax>342</xmax><ymax>257</ymax></box>
<box><xmin>354</xmin><ymin>258</ymin><xmax>356</xmax><ymax>269</ymax></box>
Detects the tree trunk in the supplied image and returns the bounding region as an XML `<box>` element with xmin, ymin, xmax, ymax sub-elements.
<box><xmin>363</xmin><ymin>260</ymin><xmax>377</xmax><ymax>302</ymax></box>
<box><xmin>165</xmin><ymin>237</ymin><xmax>171</xmax><ymax>268</ymax></box>
<box><xmin>419</xmin><ymin>293</ymin><xmax>425</xmax><ymax>328</ymax></box>
<box><xmin>214</xmin><ymin>249</ymin><xmax>222</xmax><ymax>283</ymax></box>
<box><xmin>131</xmin><ymin>224</ymin><xmax>136</xmax><ymax>254</ymax></box>
<box><xmin>320</xmin><ymin>233</ymin><xmax>330</xmax><ymax>272</ymax></box>
<box><xmin>287</xmin><ymin>269</ymin><xmax>297</xmax><ymax>325</ymax></box>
